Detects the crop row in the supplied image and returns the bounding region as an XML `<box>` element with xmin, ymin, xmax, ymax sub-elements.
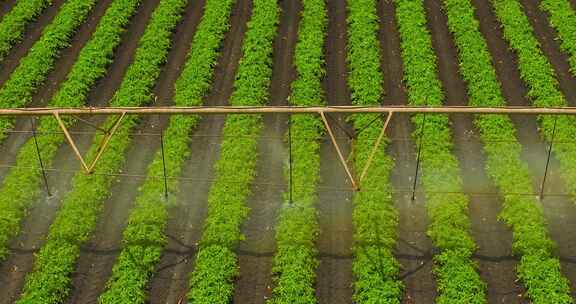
<box><xmin>540</xmin><ymin>0</ymin><xmax>576</xmax><ymax>72</ymax></box>
<box><xmin>347</xmin><ymin>0</ymin><xmax>403</xmax><ymax>303</ymax></box>
<box><xmin>394</xmin><ymin>0</ymin><xmax>486</xmax><ymax>302</ymax></box>
<box><xmin>186</xmin><ymin>0</ymin><xmax>278</xmax><ymax>302</ymax></box>
<box><xmin>0</xmin><ymin>0</ymin><xmax>141</xmax><ymax>263</ymax></box>
<box><xmin>0</xmin><ymin>0</ymin><xmax>97</xmax><ymax>141</ymax></box>
<box><xmin>444</xmin><ymin>0</ymin><xmax>572</xmax><ymax>302</ymax></box>
<box><xmin>98</xmin><ymin>0</ymin><xmax>235</xmax><ymax>302</ymax></box>
<box><xmin>0</xmin><ymin>0</ymin><xmax>50</xmax><ymax>62</ymax></box>
<box><xmin>267</xmin><ymin>0</ymin><xmax>325</xmax><ymax>303</ymax></box>
<box><xmin>15</xmin><ymin>0</ymin><xmax>187</xmax><ymax>302</ymax></box>
<box><xmin>492</xmin><ymin>0</ymin><xmax>576</xmax><ymax>204</ymax></box>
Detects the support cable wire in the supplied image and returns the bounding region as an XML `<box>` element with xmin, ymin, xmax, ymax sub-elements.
<box><xmin>288</xmin><ymin>114</ymin><xmax>293</xmax><ymax>206</ymax></box>
<box><xmin>412</xmin><ymin>113</ymin><xmax>426</xmax><ymax>201</ymax></box>
<box><xmin>160</xmin><ymin>131</ymin><xmax>168</xmax><ymax>200</ymax></box>
<box><xmin>0</xmin><ymin>163</ymin><xmax>570</xmax><ymax>197</ymax></box>
<box><xmin>540</xmin><ymin>116</ymin><xmax>558</xmax><ymax>200</ymax></box>
<box><xmin>30</xmin><ymin>117</ymin><xmax>51</xmax><ymax>196</ymax></box>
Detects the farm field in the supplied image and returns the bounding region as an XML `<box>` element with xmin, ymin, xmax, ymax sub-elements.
<box><xmin>0</xmin><ymin>0</ymin><xmax>575</xmax><ymax>303</ymax></box>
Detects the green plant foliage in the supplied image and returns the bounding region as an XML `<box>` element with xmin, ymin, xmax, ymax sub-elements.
<box><xmin>0</xmin><ymin>0</ymin><xmax>98</xmax><ymax>141</ymax></box>
<box><xmin>394</xmin><ymin>0</ymin><xmax>486</xmax><ymax>302</ymax></box>
<box><xmin>98</xmin><ymin>0</ymin><xmax>235</xmax><ymax>302</ymax></box>
<box><xmin>347</xmin><ymin>0</ymin><xmax>403</xmax><ymax>303</ymax></box>
<box><xmin>540</xmin><ymin>0</ymin><xmax>576</xmax><ymax>73</ymax></box>
<box><xmin>186</xmin><ymin>0</ymin><xmax>278</xmax><ymax>302</ymax></box>
<box><xmin>443</xmin><ymin>0</ymin><xmax>573</xmax><ymax>302</ymax></box>
<box><xmin>267</xmin><ymin>0</ymin><xmax>325</xmax><ymax>303</ymax></box>
<box><xmin>492</xmin><ymin>0</ymin><xmax>576</xmax><ymax>205</ymax></box>
<box><xmin>0</xmin><ymin>0</ymin><xmax>141</xmax><ymax>263</ymax></box>
<box><xmin>0</xmin><ymin>0</ymin><xmax>50</xmax><ymax>62</ymax></box>
<box><xmin>15</xmin><ymin>0</ymin><xmax>187</xmax><ymax>302</ymax></box>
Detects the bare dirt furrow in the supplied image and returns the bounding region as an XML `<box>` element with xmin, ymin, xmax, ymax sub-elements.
<box><xmin>521</xmin><ymin>0</ymin><xmax>576</xmax><ymax>105</ymax></box>
<box><xmin>0</xmin><ymin>0</ymin><xmax>116</xmax><ymax>183</ymax></box>
<box><xmin>0</xmin><ymin>1</ymin><xmax>162</xmax><ymax>302</ymax></box>
<box><xmin>378</xmin><ymin>1</ymin><xmax>435</xmax><ymax>303</ymax></box>
<box><xmin>64</xmin><ymin>1</ymin><xmax>206</xmax><ymax>303</ymax></box>
<box><xmin>473</xmin><ymin>0</ymin><xmax>576</xmax><ymax>295</ymax></box>
<box><xmin>315</xmin><ymin>0</ymin><xmax>354</xmax><ymax>303</ymax></box>
<box><xmin>0</xmin><ymin>0</ymin><xmax>74</xmax><ymax>180</ymax></box>
<box><xmin>233</xmin><ymin>0</ymin><xmax>299</xmax><ymax>302</ymax></box>
<box><xmin>423</xmin><ymin>0</ymin><xmax>521</xmax><ymax>302</ymax></box>
<box><xmin>0</xmin><ymin>0</ymin><xmax>17</xmax><ymax>21</ymax></box>
<box><xmin>0</xmin><ymin>0</ymin><xmax>66</xmax><ymax>86</ymax></box>
<box><xmin>147</xmin><ymin>0</ymin><xmax>252</xmax><ymax>302</ymax></box>
<box><xmin>0</xmin><ymin>119</ymin><xmax>99</xmax><ymax>304</ymax></box>
<box><xmin>0</xmin><ymin>0</ymin><xmax>112</xmax><ymax>171</ymax></box>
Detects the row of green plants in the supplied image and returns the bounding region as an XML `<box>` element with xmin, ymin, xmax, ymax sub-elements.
<box><xmin>394</xmin><ymin>0</ymin><xmax>486</xmax><ymax>302</ymax></box>
<box><xmin>492</xmin><ymin>0</ymin><xmax>576</xmax><ymax>202</ymax></box>
<box><xmin>347</xmin><ymin>0</ymin><xmax>403</xmax><ymax>303</ymax></box>
<box><xmin>98</xmin><ymin>0</ymin><xmax>235</xmax><ymax>302</ymax></box>
<box><xmin>16</xmin><ymin>0</ymin><xmax>188</xmax><ymax>302</ymax></box>
<box><xmin>267</xmin><ymin>0</ymin><xmax>325</xmax><ymax>302</ymax></box>
<box><xmin>0</xmin><ymin>0</ymin><xmax>142</xmax><ymax>263</ymax></box>
<box><xmin>186</xmin><ymin>0</ymin><xmax>278</xmax><ymax>302</ymax></box>
<box><xmin>0</xmin><ymin>0</ymin><xmax>97</xmax><ymax>141</ymax></box>
<box><xmin>0</xmin><ymin>0</ymin><xmax>50</xmax><ymax>62</ymax></box>
<box><xmin>443</xmin><ymin>0</ymin><xmax>573</xmax><ymax>302</ymax></box>
<box><xmin>540</xmin><ymin>0</ymin><xmax>576</xmax><ymax>72</ymax></box>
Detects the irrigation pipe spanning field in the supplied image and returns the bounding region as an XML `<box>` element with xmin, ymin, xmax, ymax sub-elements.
<box><xmin>4</xmin><ymin>105</ymin><xmax>575</xmax><ymax>191</ymax></box>
<box><xmin>1</xmin><ymin>105</ymin><xmax>576</xmax><ymax>115</ymax></box>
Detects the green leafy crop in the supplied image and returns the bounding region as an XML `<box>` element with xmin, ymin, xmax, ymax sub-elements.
<box><xmin>347</xmin><ymin>0</ymin><xmax>403</xmax><ymax>303</ymax></box>
<box><xmin>186</xmin><ymin>0</ymin><xmax>279</xmax><ymax>302</ymax></box>
<box><xmin>0</xmin><ymin>0</ymin><xmax>97</xmax><ymax>141</ymax></box>
<box><xmin>98</xmin><ymin>0</ymin><xmax>235</xmax><ymax>302</ymax></box>
<box><xmin>0</xmin><ymin>0</ymin><xmax>142</xmax><ymax>263</ymax></box>
<box><xmin>16</xmin><ymin>0</ymin><xmax>186</xmax><ymax>302</ymax></box>
<box><xmin>394</xmin><ymin>0</ymin><xmax>486</xmax><ymax>302</ymax></box>
<box><xmin>0</xmin><ymin>0</ymin><xmax>50</xmax><ymax>63</ymax></box>
<box><xmin>268</xmin><ymin>0</ymin><xmax>325</xmax><ymax>303</ymax></box>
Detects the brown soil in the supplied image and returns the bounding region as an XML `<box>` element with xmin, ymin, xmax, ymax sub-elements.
<box><xmin>0</xmin><ymin>0</ymin><xmax>157</xmax><ymax>301</ymax></box>
<box><xmin>379</xmin><ymin>1</ymin><xmax>436</xmax><ymax>303</ymax></box>
<box><xmin>0</xmin><ymin>0</ymin><xmax>66</xmax><ymax>86</ymax></box>
<box><xmin>521</xmin><ymin>0</ymin><xmax>576</xmax><ymax>106</ymax></box>
<box><xmin>0</xmin><ymin>117</ymin><xmax>100</xmax><ymax>304</ymax></box>
<box><xmin>146</xmin><ymin>0</ymin><xmax>252</xmax><ymax>302</ymax></box>
<box><xmin>64</xmin><ymin>0</ymin><xmax>205</xmax><ymax>303</ymax></box>
<box><xmin>233</xmin><ymin>0</ymin><xmax>299</xmax><ymax>302</ymax></box>
<box><xmin>0</xmin><ymin>0</ymin><xmax>113</xmax><ymax>182</ymax></box>
<box><xmin>474</xmin><ymin>0</ymin><xmax>576</xmax><ymax>296</ymax></box>
<box><xmin>0</xmin><ymin>0</ymin><xmax>66</xmax><ymax>182</ymax></box>
<box><xmin>517</xmin><ymin>0</ymin><xmax>576</xmax><ymax>294</ymax></box>
<box><xmin>314</xmin><ymin>0</ymin><xmax>354</xmax><ymax>303</ymax></box>
<box><xmin>424</xmin><ymin>0</ymin><xmax>523</xmax><ymax>302</ymax></box>
<box><xmin>0</xmin><ymin>0</ymin><xmax>17</xmax><ymax>21</ymax></box>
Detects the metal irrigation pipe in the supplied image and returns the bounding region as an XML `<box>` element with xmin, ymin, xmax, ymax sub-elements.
<box><xmin>2</xmin><ymin>105</ymin><xmax>576</xmax><ymax>116</ymax></box>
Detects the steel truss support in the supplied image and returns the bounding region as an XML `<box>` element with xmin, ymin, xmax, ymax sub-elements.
<box><xmin>4</xmin><ymin>105</ymin><xmax>573</xmax><ymax>188</ymax></box>
<box><xmin>54</xmin><ymin>112</ymin><xmax>126</xmax><ymax>174</ymax></box>
<box><xmin>320</xmin><ymin>111</ymin><xmax>359</xmax><ymax>190</ymax></box>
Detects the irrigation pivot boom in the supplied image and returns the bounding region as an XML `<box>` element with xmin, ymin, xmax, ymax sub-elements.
<box><xmin>5</xmin><ymin>105</ymin><xmax>576</xmax><ymax>190</ymax></box>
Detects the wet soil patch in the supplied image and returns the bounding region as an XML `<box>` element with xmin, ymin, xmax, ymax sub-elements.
<box><xmin>424</xmin><ymin>0</ymin><xmax>522</xmax><ymax>302</ymax></box>
<box><xmin>65</xmin><ymin>0</ymin><xmax>204</xmax><ymax>302</ymax></box>
<box><xmin>474</xmin><ymin>0</ymin><xmax>576</xmax><ymax>296</ymax></box>
<box><xmin>314</xmin><ymin>0</ymin><xmax>355</xmax><ymax>303</ymax></box>
<box><xmin>233</xmin><ymin>0</ymin><xmax>299</xmax><ymax>302</ymax></box>
<box><xmin>147</xmin><ymin>0</ymin><xmax>252</xmax><ymax>302</ymax></box>
<box><xmin>0</xmin><ymin>0</ymin><xmax>162</xmax><ymax>301</ymax></box>
<box><xmin>378</xmin><ymin>1</ymin><xmax>437</xmax><ymax>303</ymax></box>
